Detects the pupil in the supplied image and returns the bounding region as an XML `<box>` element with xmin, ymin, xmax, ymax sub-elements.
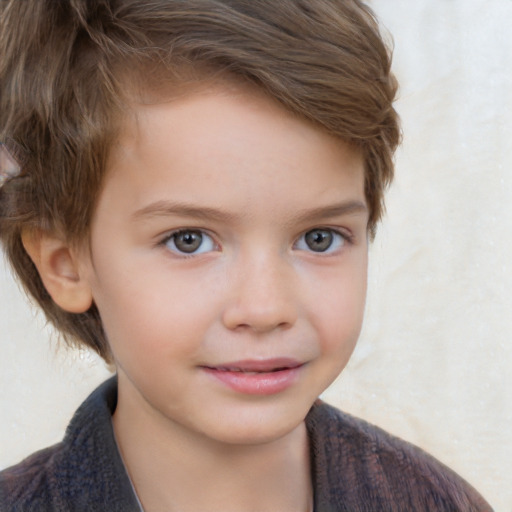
<box><xmin>175</xmin><ymin>231</ymin><xmax>202</xmax><ymax>253</ymax></box>
<box><xmin>305</xmin><ymin>229</ymin><xmax>332</xmax><ymax>252</ymax></box>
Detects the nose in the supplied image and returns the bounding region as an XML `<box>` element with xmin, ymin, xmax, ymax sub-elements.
<box><xmin>221</xmin><ymin>251</ymin><xmax>298</xmax><ymax>333</ymax></box>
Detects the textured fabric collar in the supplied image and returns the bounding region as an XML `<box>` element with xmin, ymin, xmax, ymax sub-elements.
<box><xmin>57</xmin><ymin>376</ymin><xmax>142</xmax><ymax>511</ymax></box>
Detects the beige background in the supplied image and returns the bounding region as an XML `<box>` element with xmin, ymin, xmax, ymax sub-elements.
<box><xmin>1</xmin><ymin>1</ymin><xmax>511</xmax><ymax>510</ymax></box>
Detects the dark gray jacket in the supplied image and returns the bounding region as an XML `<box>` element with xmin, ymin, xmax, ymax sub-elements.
<box><xmin>0</xmin><ymin>378</ymin><xmax>492</xmax><ymax>511</ymax></box>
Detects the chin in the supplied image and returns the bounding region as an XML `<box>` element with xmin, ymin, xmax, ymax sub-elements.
<box><xmin>199</xmin><ymin>403</ymin><xmax>310</xmax><ymax>447</ymax></box>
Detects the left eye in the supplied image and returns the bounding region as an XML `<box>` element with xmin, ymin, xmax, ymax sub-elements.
<box><xmin>295</xmin><ymin>228</ymin><xmax>345</xmax><ymax>253</ymax></box>
<box><xmin>163</xmin><ymin>230</ymin><xmax>216</xmax><ymax>255</ymax></box>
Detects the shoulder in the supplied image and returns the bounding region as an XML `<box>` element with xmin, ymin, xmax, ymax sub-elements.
<box><xmin>306</xmin><ymin>401</ymin><xmax>493</xmax><ymax>512</ymax></box>
<box><xmin>0</xmin><ymin>377</ymin><xmax>140</xmax><ymax>512</ymax></box>
<box><xmin>0</xmin><ymin>443</ymin><xmax>67</xmax><ymax>511</ymax></box>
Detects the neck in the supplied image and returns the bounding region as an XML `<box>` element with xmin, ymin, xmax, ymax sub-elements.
<box><xmin>112</xmin><ymin>385</ymin><xmax>313</xmax><ymax>512</ymax></box>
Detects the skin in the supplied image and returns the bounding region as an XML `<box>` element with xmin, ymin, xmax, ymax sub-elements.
<box><xmin>38</xmin><ymin>84</ymin><xmax>369</xmax><ymax>511</ymax></box>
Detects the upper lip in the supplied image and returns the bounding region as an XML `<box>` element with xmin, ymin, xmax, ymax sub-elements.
<box><xmin>202</xmin><ymin>358</ymin><xmax>303</xmax><ymax>373</ymax></box>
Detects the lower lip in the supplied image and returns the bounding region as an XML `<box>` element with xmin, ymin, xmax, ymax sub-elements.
<box><xmin>202</xmin><ymin>366</ymin><xmax>302</xmax><ymax>395</ymax></box>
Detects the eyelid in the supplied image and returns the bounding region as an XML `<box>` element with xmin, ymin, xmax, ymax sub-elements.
<box><xmin>293</xmin><ymin>227</ymin><xmax>354</xmax><ymax>253</ymax></box>
<box><xmin>159</xmin><ymin>228</ymin><xmax>220</xmax><ymax>256</ymax></box>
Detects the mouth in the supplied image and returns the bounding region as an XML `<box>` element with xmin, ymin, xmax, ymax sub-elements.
<box><xmin>203</xmin><ymin>358</ymin><xmax>303</xmax><ymax>374</ymax></box>
<box><xmin>200</xmin><ymin>358</ymin><xmax>304</xmax><ymax>395</ymax></box>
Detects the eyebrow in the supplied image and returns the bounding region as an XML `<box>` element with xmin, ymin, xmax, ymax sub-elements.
<box><xmin>132</xmin><ymin>200</ymin><xmax>238</xmax><ymax>223</ymax></box>
<box><xmin>131</xmin><ymin>199</ymin><xmax>368</xmax><ymax>223</ymax></box>
<box><xmin>292</xmin><ymin>201</ymin><xmax>368</xmax><ymax>224</ymax></box>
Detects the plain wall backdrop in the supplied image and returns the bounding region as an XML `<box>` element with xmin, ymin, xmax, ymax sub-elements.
<box><xmin>1</xmin><ymin>1</ymin><xmax>511</xmax><ymax>510</ymax></box>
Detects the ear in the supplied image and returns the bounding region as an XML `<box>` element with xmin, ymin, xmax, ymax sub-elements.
<box><xmin>21</xmin><ymin>229</ymin><xmax>93</xmax><ymax>313</ymax></box>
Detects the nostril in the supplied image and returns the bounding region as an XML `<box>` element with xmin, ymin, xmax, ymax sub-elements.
<box><xmin>221</xmin><ymin>303</ymin><xmax>297</xmax><ymax>333</ymax></box>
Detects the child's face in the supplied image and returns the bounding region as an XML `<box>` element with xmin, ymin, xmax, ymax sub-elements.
<box><xmin>81</xmin><ymin>84</ymin><xmax>369</xmax><ymax>445</ymax></box>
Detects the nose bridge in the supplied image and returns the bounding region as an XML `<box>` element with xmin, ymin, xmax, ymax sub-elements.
<box><xmin>222</xmin><ymin>245</ymin><xmax>298</xmax><ymax>333</ymax></box>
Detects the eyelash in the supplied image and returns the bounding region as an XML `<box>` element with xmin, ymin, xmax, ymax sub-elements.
<box><xmin>159</xmin><ymin>227</ymin><xmax>353</xmax><ymax>257</ymax></box>
<box><xmin>294</xmin><ymin>227</ymin><xmax>353</xmax><ymax>255</ymax></box>
<box><xmin>159</xmin><ymin>229</ymin><xmax>218</xmax><ymax>257</ymax></box>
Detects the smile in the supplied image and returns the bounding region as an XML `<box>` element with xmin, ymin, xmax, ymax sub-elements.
<box><xmin>216</xmin><ymin>367</ymin><xmax>290</xmax><ymax>374</ymax></box>
<box><xmin>201</xmin><ymin>358</ymin><xmax>304</xmax><ymax>395</ymax></box>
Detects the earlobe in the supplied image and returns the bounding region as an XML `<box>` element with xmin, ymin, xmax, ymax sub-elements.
<box><xmin>21</xmin><ymin>230</ymin><xmax>93</xmax><ymax>313</ymax></box>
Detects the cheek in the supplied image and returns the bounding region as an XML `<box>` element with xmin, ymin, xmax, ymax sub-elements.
<box><xmin>311</xmin><ymin>261</ymin><xmax>368</xmax><ymax>356</ymax></box>
<box><xmin>93</xmin><ymin>267</ymin><xmax>222</xmax><ymax>360</ymax></box>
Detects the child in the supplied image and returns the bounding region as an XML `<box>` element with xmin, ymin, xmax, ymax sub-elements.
<box><xmin>0</xmin><ymin>0</ymin><xmax>493</xmax><ymax>510</ymax></box>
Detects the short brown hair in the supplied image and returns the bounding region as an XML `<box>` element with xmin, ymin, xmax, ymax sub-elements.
<box><xmin>0</xmin><ymin>0</ymin><xmax>400</xmax><ymax>361</ymax></box>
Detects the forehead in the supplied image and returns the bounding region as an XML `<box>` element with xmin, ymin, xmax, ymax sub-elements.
<box><xmin>99</xmin><ymin>82</ymin><xmax>366</xmax><ymax>225</ymax></box>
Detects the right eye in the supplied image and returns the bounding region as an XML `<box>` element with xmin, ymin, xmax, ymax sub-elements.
<box><xmin>162</xmin><ymin>229</ymin><xmax>217</xmax><ymax>255</ymax></box>
<box><xmin>294</xmin><ymin>228</ymin><xmax>347</xmax><ymax>254</ymax></box>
